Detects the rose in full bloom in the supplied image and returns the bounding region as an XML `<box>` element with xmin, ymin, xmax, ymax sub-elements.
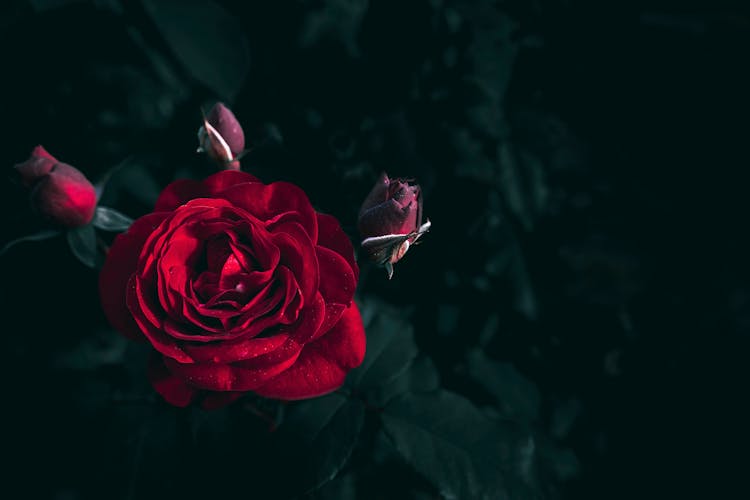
<box><xmin>14</xmin><ymin>145</ymin><xmax>97</xmax><ymax>227</ymax></box>
<box><xmin>197</xmin><ymin>102</ymin><xmax>245</xmax><ymax>170</ymax></box>
<box><xmin>99</xmin><ymin>170</ymin><xmax>365</xmax><ymax>408</ymax></box>
<box><xmin>357</xmin><ymin>173</ymin><xmax>430</xmax><ymax>279</ymax></box>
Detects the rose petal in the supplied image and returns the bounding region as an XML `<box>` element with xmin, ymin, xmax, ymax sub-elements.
<box><xmin>164</xmin><ymin>338</ymin><xmax>303</xmax><ymax>391</ymax></box>
<box><xmin>154</xmin><ymin>179</ymin><xmax>205</xmax><ymax>212</ymax></box>
<box><xmin>127</xmin><ymin>276</ymin><xmax>193</xmax><ymax>363</ymax></box>
<box><xmin>227</xmin><ymin>222</ymin><xmax>279</xmax><ymax>271</ymax></box>
<box><xmin>254</xmin><ymin>303</ymin><xmax>365</xmax><ymax>399</ymax></box>
<box><xmin>203</xmin><ymin>169</ymin><xmax>258</xmax><ymax>194</ymax></box>
<box><xmin>153</xmin><ymin>171</ymin><xmax>259</xmax><ymax>212</ymax></box>
<box><xmin>219</xmin><ymin>181</ymin><xmax>318</xmax><ymax>242</ymax></box>
<box><xmin>271</xmin><ymin>221</ymin><xmax>319</xmax><ymax>303</ymax></box>
<box><xmin>315</xmin><ymin>246</ymin><xmax>357</xmax><ymax>335</ymax></box>
<box><xmin>100</xmin><ymin>212</ymin><xmax>168</xmax><ymax>340</ymax></box>
<box><xmin>281</xmin><ymin>291</ymin><xmax>326</xmax><ymax>344</ymax></box>
<box><xmin>147</xmin><ymin>353</ymin><xmax>197</xmax><ymax>407</ymax></box>
<box><xmin>357</xmin><ymin>198</ymin><xmax>411</xmax><ymax>238</ymax></box>
<box><xmin>183</xmin><ymin>333</ymin><xmax>290</xmax><ymax>364</ymax></box>
<box><xmin>316</xmin><ymin>212</ymin><xmax>358</xmax><ymax>281</ymax></box>
<box><xmin>358</xmin><ymin>172</ymin><xmax>390</xmax><ymax>214</ymax></box>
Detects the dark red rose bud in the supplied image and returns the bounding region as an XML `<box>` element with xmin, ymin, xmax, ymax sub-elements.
<box><xmin>14</xmin><ymin>145</ymin><xmax>58</xmax><ymax>188</ymax></box>
<box><xmin>358</xmin><ymin>172</ymin><xmax>431</xmax><ymax>279</ymax></box>
<box><xmin>15</xmin><ymin>146</ymin><xmax>97</xmax><ymax>228</ymax></box>
<box><xmin>197</xmin><ymin>102</ymin><xmax>246</xmax><ymax>170</ymax></box>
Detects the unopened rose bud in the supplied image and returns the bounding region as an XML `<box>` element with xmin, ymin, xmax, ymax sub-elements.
<box><xmin>14</xmin><ymin>146</ymin><xmax>97</xmax><ymax>227</ymax></box>
<box><xmin>358</xmin><ymin>172</ymin><xmax>431</xmax><ymax>279</ymax></box>
<box><xmin>197</xmin><ymin>102</ymin><xmax>246</xmax><ymax>170</ymax></box>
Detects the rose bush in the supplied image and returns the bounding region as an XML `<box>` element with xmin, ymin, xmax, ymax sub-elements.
<box><xmin>100</xmin><ymin>170</ymin><xmax>365</xmax><ymax>408</ymax></box>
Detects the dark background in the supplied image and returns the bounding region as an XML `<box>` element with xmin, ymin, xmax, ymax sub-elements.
<box><xmin>2</xmin><ymin>0</ymin><xmax>750</xmax><ymax>498</ymax></box>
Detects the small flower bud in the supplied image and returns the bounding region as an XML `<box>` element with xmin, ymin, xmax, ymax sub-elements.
<box><xmin>14</xmin><ymin>146</ymin><xmax>97</xmax><ymax>227</ymax></box>
<box><xmin>197</xmin><ymin>102</ymin><xmax>246</xmax><ymax>170</ymax></box>
<box><xmin>358</xmin><ymin>173</ymin><xmax>431</xmax><ymax>279</ymax></box>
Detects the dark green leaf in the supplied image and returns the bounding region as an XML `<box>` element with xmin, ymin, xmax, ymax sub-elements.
<box><xmin>92</xmin><ymin>206</ymin><xmax>134</xmax><ymax>232</ymax></box>
<box><xmin>142</xmin><ymin>0</ymin><xmax>250</xmax><ymax>101</ymax></box>
<box><xmin>497</xmin><ymin>143</ymin><xmax>548</xmax><ymax>233</ymax></box>
<box><xmin>55</xmin><ymin>329</ymin><xmax>128</xmax><ymax>371</ymax></box>
<box><xmin>537</xmin><ymin>441</ymin><xmax>580</xmax><ymax>482</ymax></box>
<box><xmin>66</xmin><ymin>225</ymin><xmax>98</xmax><ymax>268</ymax></box>
<box><xmin>347</xmin><ymin>298</ymin><xmax>418</xmax><ymax>391</ymax></box>
<box><xmin>0</xmin><ymin>230</ymin><xmax>60</xmax><ymax>257</ymax></box>
<box><xmin>550</xmin><ymin>399</ymin><xmax>582</xmax><ymax>440</ymax></box>
<box><xmin>467</xmin><ymin>348</ymin><xmax>540</xmax><ymax>422</ymax></box>
<box><xmin>372</xmin><ymin>355</ymin><xmax>440</xmax><ymax>406</ymax></box>
<box><xmin>97</xmin><ymin>162</ymin><xmax>161</xmax><ymax>209</ymax></box>
<box><xmin>279</xmin><ymin>393</ymin><xmax>364</xmax><ymax>495</ymax></box>
<box><xmin>382</xmin><ymin>390</ymin><xmax>518</xmax><ymax>500</ymax></box>
<box><xmin>315</xmin><ymin>472</ymin><xmax>358</xmax><ymax>500</ymax></box>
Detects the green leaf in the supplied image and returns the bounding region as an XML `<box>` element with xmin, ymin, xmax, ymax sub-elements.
<box><xmin>66</xmin><ymin>225</ymin><xmax>98</xmax><ymax>268</ymax></box>
<box><xmin>92</xmin><ymin>206</ymin><xmax>134</xmax><ymax>232</ymax></box>
<box><xmin>382</xmin><ymin>390</ymin><xmax>519</xmax><ymax>500</ymax></box>
<box><xmin>372</xmin><ymin>355</ymin><xmax>440</xmax><ymax>406</ymax></box>
<box><xmin>55</xmin><ymin>329</ymin><xmax>128</xmax><ymax>371</ymax></box>
<box><xmin>467</xmin><ymin>348</ymin><xmax>540</xmax><ymax>422</ymax></box>
<box><xmin>0</xmin><ymin>230</ymin><xmax>60</xmax><ymax>257</ymax></box>
<box><xmin>142</xmin><ymin>0</ymin><xmax>250</xmax><ymax>101</ymax></box>
<box><xmin>279</xmin><ymin>393</ymin><xmax>365</xmax><ymax>495</ymax></box>
<box><xmin>315</xmin><ymin>472</ymin><xmax>358</xmax><ymax>500</ymax></box>
<box><xmin>347</xmin><ymin>298</ymin><xmax>419</xmax><ymax>391</ymax></box>
<box><xmin>96</xmin><ymin>162</ymin><xmax>161</xmax><ymax>209</ymax></box>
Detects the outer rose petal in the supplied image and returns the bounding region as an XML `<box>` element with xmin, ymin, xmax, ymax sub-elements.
<box><xmin>219</xmin><ymin>181</ymin><xmax>318</xmax><ymax>242</ymax></box>
<box><xmin>315</xmin><ymin>246</ymin><xmax>357</xmax><ymax>337</ymax></box>
<box><xmin>254</xmin><ymin>302</ymin><xmax>366</xmax><ymax>400</ymax></box>
<box><xmin>182</xmin><ymin>333</ymin><xmax>291</xmax><ymax>364</ymax></box>
<box><xmin>316</xmin><ymin>213</ymin><xmax>359</xmax><ymax>281</ymax></box>
<box><xmin>148</xmin><ymin>353</ymin><xmax>197</xmax><ymax>407</ymax></box>
<box><xmin>358</xmin><ymin>172</ymin><xmax>389</xmax><ymax>214</ymax></box>
<box><xmin>153</xmin><ymin>179</ymin><xmax>204</xmax><ymax>212</ymax></box>
<box><xmin>203</xmin><ymin>170</ymin><xmax>258</xmax><ymax>195</ymax></box>
<box><xmin>164</xmin><ymin>338</ymin><xmax>304</xmax><ymax>392</ymax></box>
<box><xmin>100</xmin><ymin>212</ymin><xmax>169</xmax><ymax>340</ymax></box>
<box><xmin>154</xmin><ymin>171</ymin><xmax>259</xmax><ymax>211</ymax></box>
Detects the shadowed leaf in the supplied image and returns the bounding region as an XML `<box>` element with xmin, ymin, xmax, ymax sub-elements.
<box><xmin>143</xmin><ymin>0</ymin><xmax>250</xmax><ymax>101</ymax></box>
<box><xmin>66</xmin><ymin>225</ymin><xmax>98</xmax><ymax>268</ymax></box>
<box><xmin>467</xmin><ymin>348</ymin><xmax>540</xmax><ymax>421</ymax></box>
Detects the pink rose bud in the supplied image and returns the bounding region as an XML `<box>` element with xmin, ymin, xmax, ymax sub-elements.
<box><xmin>358</xmin><ymin>172</ymin><xmax>431</xmax><ymax>279</ymax></box>
<box><xmin>197</xmin><ymin>102</ymin><xmax>246</xmax><ymax>170</ymax></box>
<box><xmin>15</xmin><ymin>146</ymin><xmax>97</xmax><ymax>227</ymax></box>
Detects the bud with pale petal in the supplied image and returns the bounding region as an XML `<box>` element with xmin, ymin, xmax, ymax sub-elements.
<box><xmin>357</xmin><ymin>173</ymin><xmax>430</xmax><ymax>279</ymax></box>
<box><xmin>197</xmin><ymin>102</ymin><xmax>246</xmax><ymax>170</ymax></box>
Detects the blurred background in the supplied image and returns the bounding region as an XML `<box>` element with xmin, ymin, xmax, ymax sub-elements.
<box><xmin>2</xmin><ymin>0</ymin><xmax>750</xmax><ymax>498</ymax></box>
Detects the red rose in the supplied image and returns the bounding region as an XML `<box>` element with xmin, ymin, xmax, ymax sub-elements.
<box><xmin>99</xmin><ymin>170</ymin><xmax>365</xmax><ymax>408</ymax></box>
